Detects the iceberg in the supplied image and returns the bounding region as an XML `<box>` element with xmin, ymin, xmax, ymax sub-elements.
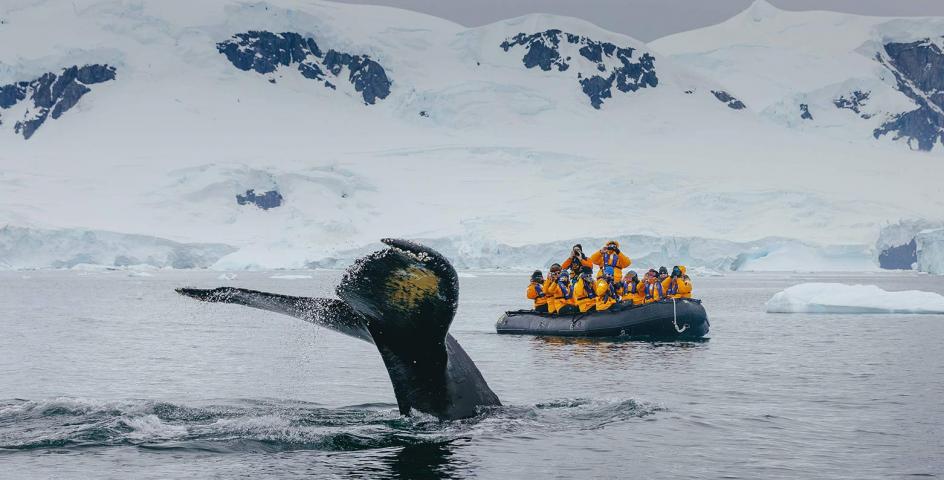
<box><xmin>766</xmin><ymin>283</ymin><xmax>944</xmax><ymax>314</ymax></box>
<box><xmin>916</xmin><ymin>228</ymin><xmax>944</xmax><ymax>275</ymax></box>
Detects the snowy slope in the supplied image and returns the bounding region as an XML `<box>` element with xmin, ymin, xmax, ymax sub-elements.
<box><xmin>1</xmin><ymin>0</ymin><xmax>943</xmax><ymax>270</ymax></box>
<box><xmin>652</xmin><ymin>0</ymin><xmax>944</xmax><ymax>151</ymax></box>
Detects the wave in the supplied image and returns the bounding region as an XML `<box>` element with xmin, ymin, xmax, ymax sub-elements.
<box><xmin>0</xmin><ymin>397</ymin><xmax>661</xmax><ymax>454</ymax></box>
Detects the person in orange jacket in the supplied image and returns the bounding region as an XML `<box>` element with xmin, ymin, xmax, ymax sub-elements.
<box><xmin>594</xmin><ymin>266</ymin><xmax>620</xmax><ymax>311</ymax></box>
<box><xmin>546</xmin><ymin>268</ymin><xmax>578</xmax><ymax>315</ymax></box>
<box><xmin>665</xmin><ymin>266</ymin><xmax>693</xmax><ymax>299</ymax></box>
<box><xmin>573</xmin><ymin>266</ymin><xmax>598</xmax><ymax>313</ymax></box>
<box><xmin>589</xmin><ymin>240</ymin><xmax>631</xmax><ymax>281</ymax></box>
<box><xmin>526</xmin><ymin>270</ymin><xmax>549</xmax><ymax>313</ymax></box>
<box><xmin>561</xmin><ymin>244</ymin><xmax>593</xmax><ymax>282</ymax></box>
<box><xmin>642</xmin><ymin>269</ymin><xmax>665</xmax><ymax>304</ymax></box>
<box><xmin>620</xmin><ymin>270</ymin><xmax>645</xmax><ymax>305</ymax></box>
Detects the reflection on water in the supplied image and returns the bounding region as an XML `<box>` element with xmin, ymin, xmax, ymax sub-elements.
<box><xmin>529</xmin><ymin>336</ymin><xmax>710</xmax><ymax>364</ymax></box>
<box><xmin>387</xmin><ymin>441</ymin><xmax>470</xmax><ymax>480</ymax></box>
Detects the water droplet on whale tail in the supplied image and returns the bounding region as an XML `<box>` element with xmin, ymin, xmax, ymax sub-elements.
<box><xmin>175</xmin><ymin>238</ymin><xmax>500</xmax><ymax>420</ymax></box>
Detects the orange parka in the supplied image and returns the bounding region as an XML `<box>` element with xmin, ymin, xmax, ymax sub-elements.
<box><xmin>526</xmin><ymin>281</ymin><xmax>548</xmax><ymax>308</ymax></box>
<box><xmin>594</xmin><ymin>278</ymin><xmax>618</xmax><ymax>311</ymax></box>
<box><xmin>573</xmin><ymin>276</ymin><xmax>598</xmax><ymax>313</ymax></box>
<box><xmin>589</xmin><ymin>242</ymin><xmax>631</xmax><ymax>281</ymax></box>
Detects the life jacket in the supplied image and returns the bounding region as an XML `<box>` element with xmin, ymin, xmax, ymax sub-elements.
<box><xmin>602</xmin><ymin>252</ymin><xmax>620</xmax><ymax>268</ymax></box>
<box><xmin>558</xmin><ymin>280</ymin><xmax>573</xmax><ymax>300</ymax></box>
<box><xmin>644</xmin><ymin>280</ymin><xmax>664</xmax><ymax>301</ymax></box>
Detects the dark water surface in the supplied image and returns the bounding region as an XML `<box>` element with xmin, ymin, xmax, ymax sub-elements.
<box><xmin>1</xmin><ymin>270</ymin><xmax>942</xmax><ymax>478</ymax></box>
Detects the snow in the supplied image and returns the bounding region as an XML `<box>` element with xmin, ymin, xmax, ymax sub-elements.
<box><xmin>270</xmin><ymin>274</ymin><xmax>313</xmax><ymax>280</ymax></box>
<box><xmin>0</xmin><ymin>0</ymin><xmax>942</xmax><ymax>270</ymax></box>
<box><xmin>766</xmin><ymin>282</ymin><xmax>944</xmax><ymax>314</ymax></box>
<box><xmin>0</xmin><ymin>225</ymin><xmax>234</xmax><ymax>270</ymax></box>
<box><xmin>917</xmin><ymin>229</ymin><xmax>944</xmax><ymax>275</ymax></box>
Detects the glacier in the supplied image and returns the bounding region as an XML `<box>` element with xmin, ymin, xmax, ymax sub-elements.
<box><xmin>766</xmin><ymin>283</ymin><xmax>944</xmax><ymax>314</ymax></box>
<box><xmin>0</xmin><ymin>225</ymin><xmax>235</xmax><ymax>270</ymax></box>
<box><xmin>917</xmin><ymin>229</ymin><xmax>944</xmax><ymax>275</ymax></box>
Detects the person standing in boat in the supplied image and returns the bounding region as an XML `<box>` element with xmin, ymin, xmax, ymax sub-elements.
<box><xmin>561</xmin><ymin>244</ymin><xmax>593</xmax><ymax>284</ymax></box>
<box><xmin>573</xmin><ymin>266</ymin><xmax>598</xmax><ymax>313</ymax></box>
<box><xmin>526</xmin><ymin>270</ymin><xmax>549</xmax><ymax>313</ymax></box>
<box><xmin>590</xmin><ymin>240</ymin><xmax>631</xmax><ymax>281</ymax></box>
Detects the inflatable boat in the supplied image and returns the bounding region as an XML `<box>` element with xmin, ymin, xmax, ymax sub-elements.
<box><xmin>495</xmin><ymin>298</ymin><xmax>709</xmax><ymax>339</ymax></box>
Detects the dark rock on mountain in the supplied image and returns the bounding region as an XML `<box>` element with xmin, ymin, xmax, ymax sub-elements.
<box><xmin>0</xmin><ymin>64</ymin><xmax>116</xmax><ymax>139</ymax></box>
<box><xmin>878</xmin><ymin>238</ymin><xmax>917</xmax><ymax>270</ymax></box>
<box><xmin>236</xmin><ymin>189</ymin><xmax>283</xmax><ymax>210</ymax></box>
<box><xmin>218</xmin><ymin>31</ymin><xmax>391</xmax><ymax>105</ymax></box>
<box><xmin>711</xmin><ymin>90</ymin><xmax>746</xmax><ymax>110</ymax></box>
<box><xmin>800</xmin><ymin>103</ymin><xmax>813</xmax><ymax>120</ymax></box>
<box><xmin>874</xmin><ymin>39</ymin><xmax>944</xmax><ymax>151</ymax></box>
<box><xmin>833</xmin><ymin>90</ymin><xmax>871</xmax><ymax>118</ymax></box>
<box><xmin>501</xmin><ymin>29</ymin><xmax>658</xmax><ymax>109</ymax></box>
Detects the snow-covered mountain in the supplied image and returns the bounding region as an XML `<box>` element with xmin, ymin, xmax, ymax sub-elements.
<box><xmin>653</xmin><ymin>0</ymin><xmax>944</xmax><ymax>152</ymax></box>
<box><xmin>1</xmin><ymin>0</ymin><xmax>943</xmax><ymax>272</ymax></box>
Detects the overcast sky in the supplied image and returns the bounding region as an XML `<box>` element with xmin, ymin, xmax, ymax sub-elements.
<box><xmin>332</xmin><ymin>0</ymin><xmax>944</xmax><ymax>41</ymax></box>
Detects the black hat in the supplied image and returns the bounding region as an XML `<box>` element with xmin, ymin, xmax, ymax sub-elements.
<box><xmin>573</xmin><ymin>244</ymin><xmax>583</xmax><ymax>250</ymax></box>
<box><xmin>531</xmin><ymin>270</ymin><xmax>544</xmax><ymax>281</ymax></box>
<box><xmin>581</xmin><ymin>266</ymin><xmax>593</xmax><ymax>275</ymax></box>
<box><xmin>658</xmin><ymin>266</ymin><xmax>669</xmax><ymax>275</ymax></box>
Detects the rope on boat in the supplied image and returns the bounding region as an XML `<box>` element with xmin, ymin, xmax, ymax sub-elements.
<box><xmin>671</xmin><ymin>297</ymin><xmax>689</xmax><ymax>334</ymax></box>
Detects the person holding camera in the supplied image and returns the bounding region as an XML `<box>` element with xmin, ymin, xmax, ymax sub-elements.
<box><xmin>544</xmin><ymin>264</ymin><xmax>578</xmax><ymax>315</ymax></box>
<box><xmin>589</xmin><ymin>240</ymin><xmax>631</xmax><ymax>281</ymax></box>
<box><xmin>593</xmin><ymin>266</ymin><xmax>620</xmax><ymax>311</ymax></box>
<box><xmin>665</xmin><ymin>265</ymin><xmax>693</xmax><ymax>299</ymax></box>
<box><xmin>561</xmin><ymin>244</ymin><xmax>592</xmax><ymax>283</ymax></box>
<box><xmin>526</xmin><ymin>270</ymin><xmax>549</xmax><ymax>313</ymax></box>
<box><xmin>620</xmin><ymin>270</ymin><xmax>645</xmax><ymax>305</ymax></box>
<box><xmin>573</xmin><ymin>266</ymin><xmax>598</xmax><ymax>313</ymax></box>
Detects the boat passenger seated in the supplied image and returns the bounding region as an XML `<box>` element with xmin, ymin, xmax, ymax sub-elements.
<box><xmin>526</xmin><ymin>270</ymin><xmax>549</xmax><ymax>313</ymax></box>
<box><xmin>573</xmin><ymin>266</ymin><xmax>598</xmax><ymax>313</ymax></box>
<box><xmin>620</xmin><ymin>270</ymin><xmax>645</xmax><ymax>305</ymax></box>
<box><xmin>589</xmin><ymin>240</ymin><xmax>631</xmax><ymax>281</ymax></box>
<box><xmin>561</xmin><ymin>244</ymin><xmax>592</xmax><ymax>283</ymax></box>
<box><xmin>643</xmin><ymin>269</ymin><xmax>665</xmax><ymax>304</ymax></box>
<box><xmin>666</xmin><ymin>266</ymin><xmax>693</xmax><ymax>299</ymax></box>
<box><xmin>546</xmin><ymin>269</ymin><xmax>578</xmax><ymax>315</ymax></box>
<box><xmin>594</xmin><ymin>266</ymin><xmax>620</xmax><ymax>311</ymax></box>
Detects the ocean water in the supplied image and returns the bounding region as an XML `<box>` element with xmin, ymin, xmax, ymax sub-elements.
<box><xmin>1</xmin><ymin>270</ymin><xmax>942</xmax><ymax>479</ymax></box>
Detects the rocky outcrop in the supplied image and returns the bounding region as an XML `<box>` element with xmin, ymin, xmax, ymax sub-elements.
<box><xmin>0</xmin><ymin>64</ymin><xmax>116</xmax><ymax>139</ymax></box>
<box><xmin>833</xmin><ymin>90</ymin><xmax>871</xmax><ymax>118</ymax></box>
<box><xmin>874</xmin><ymin>39</ymin><xmax>944</xmax><ymax>151</ymax></box>
<box><xmin>800</xmin><ymin>103</ymin><xmax>813</xmax><ymax>120</ymax></box>
<box><xmin>711</xmin><ymin>90</ymin><xmax>746</xmax><ymax>110</ymax></box>
<box><xmin>236</xmin><ymin>189</ymin><xmax>283</xmax><ymax>210</ymax></box>
<box><xmin>500</xmin><ymin>30</ymin><xmax>658</xmax><ymax>109</ymax></box>
<box><xmin>218</xmin><ymin>31</ymin><xmax>391</xmax><ymax>105</ymax></box>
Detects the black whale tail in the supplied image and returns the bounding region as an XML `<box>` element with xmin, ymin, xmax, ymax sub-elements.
<box><xmin>175</xmin><ymin>239</ymin><xmax>500</xmax><ymax>420</ymax></box>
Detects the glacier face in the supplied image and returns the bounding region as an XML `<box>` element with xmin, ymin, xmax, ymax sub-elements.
<box><xmin>917</xmin><ymin>229</ymin><xmax>944</xmax><ymax>275</ymax></box>
<box><xmin>0</xmin><ymin>226</ymin><xmax>235</xmax><ymax>270</ymax></box>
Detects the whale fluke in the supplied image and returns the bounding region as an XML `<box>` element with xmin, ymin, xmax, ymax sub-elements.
<box><xmin>176</xmin><ymin>239</ymin><xmax>500</xmax><ymax>420</ymax></box>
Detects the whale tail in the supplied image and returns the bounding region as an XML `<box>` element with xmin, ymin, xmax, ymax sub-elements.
<box><xmin>176</xmin><ymin>238</ymin><xmax>500</xmax><ymax>419</ymax></box>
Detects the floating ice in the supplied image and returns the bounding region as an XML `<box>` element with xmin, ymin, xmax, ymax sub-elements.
<box><xmin>270</xmin><ymin>274</ymin><xmax>313</xmax><ymax>280</ymax></box>
<box><xmin>766</xmin><ymin>283</ymin><xmax>944</xmax><ymax>314</ymax></box>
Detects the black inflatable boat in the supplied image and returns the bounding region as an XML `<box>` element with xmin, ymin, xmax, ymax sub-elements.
<box><xmin>495</xmin><ymin>298</ymin><xmax>709</xmax><ymax>339</ymax></box>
